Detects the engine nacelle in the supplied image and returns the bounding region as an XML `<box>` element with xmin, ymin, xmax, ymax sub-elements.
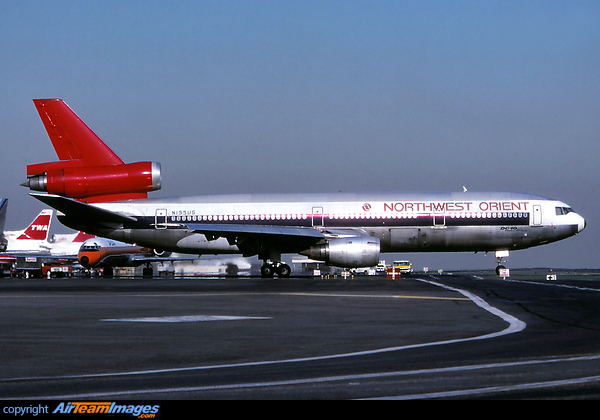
<box><xmin>24</xmin><ymin>161</ymin><xmax>161</xmax><ymax>201</ymax></box>
<box><xmin>300</xmin><ymin>236</ymin><xmax>380</xmax><ymax>268</ymax></box>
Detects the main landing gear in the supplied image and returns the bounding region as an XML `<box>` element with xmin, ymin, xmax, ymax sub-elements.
<box><xmin>259</xmin><ymin>248</ymin><xmax>291</xmax><ymax>278</ymax></box>
<box><xmin>260</xmin><ymin>262</ymin><xmax>291</xmax><ymax>278</ymax></box>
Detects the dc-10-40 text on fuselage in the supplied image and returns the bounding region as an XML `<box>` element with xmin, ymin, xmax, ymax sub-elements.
<box><xmin>25</xmin><ymin>99</ymin><xmax>586</xmax><ymax>277</ymax></box>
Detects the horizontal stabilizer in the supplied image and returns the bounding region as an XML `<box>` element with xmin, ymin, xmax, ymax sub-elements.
<box><xmin>30</xmin><ymin>193</ymin><xmax>136</xmax><ymax>229</ymax></box>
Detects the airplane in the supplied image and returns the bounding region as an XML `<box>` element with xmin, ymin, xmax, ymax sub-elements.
<box><xmin>24</xmin><ymin>99</ymin><xmax>586</xmax><ymax>277</ymax></box>
<box><xmin>2</xmin><ymin>207</ymin><xmax>53</xmax><ymax>253</ymax></box>
<box><xmin>77</xmin><ymin>237</ymin><xmax>198</xmax><ymax>277</ymax></box>
<box><xmin>0</xmin><ymin>201</ymin><xmax>95</xmax><ymax>271</ymax></box>
<box><xmin>0</xmin><ymin>199</ymin><xmax>192</xmax><ymax>277</ymax></box>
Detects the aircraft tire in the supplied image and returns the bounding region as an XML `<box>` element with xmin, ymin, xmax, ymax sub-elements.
<box><xmin>277</xmin><ymin>263</ymin><xmax>291</xmax><ymax>278</ymax></box>
<box><xmin>260</xmin><ymin>264</ymin><xmax>275</xmax><ymax>278</ymax></box>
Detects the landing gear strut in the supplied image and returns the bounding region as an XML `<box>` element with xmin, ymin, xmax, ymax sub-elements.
<box><xmin>260</xmin><ymin>262</ymin><xmax>291</xmax><ymax>278</ymax></box>
<box><xmin>142</xmin><ymin>264</ymin><xmax>154</xmax><ymax>277</ymax></box>
<box><xmin>495</xmin><ymin>250</ymin><xmax>509</xmax><ymax>275</ymax></box>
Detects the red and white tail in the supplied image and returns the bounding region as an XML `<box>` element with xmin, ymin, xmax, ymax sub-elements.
<box><xmin>71</xmin><ymin>231</ymin><xmax>96</xmax><ymax>242</ymax></box>
<box><xmin>16</xmin><ymin>209</ymin><xmax>53</xmax><ymax>241</ymax></box>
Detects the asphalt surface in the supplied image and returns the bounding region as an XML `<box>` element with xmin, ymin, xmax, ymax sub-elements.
<box><xmin>2</xmin><ymin>271</ymin><xmax>600</xmax><ymax>399</ymax></box>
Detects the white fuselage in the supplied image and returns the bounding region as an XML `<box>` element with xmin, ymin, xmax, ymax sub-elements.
<box><xmin>78</xmin><ymin>191</ymin><xmax>584</xmax><ymax>259</ymax></box>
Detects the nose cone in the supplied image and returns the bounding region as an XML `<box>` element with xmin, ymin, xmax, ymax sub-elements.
<box><xmin>78</xmin><ymin>252</ymin><xmax>99</xmax><ymax>268</ymax></box>
<box><xmin>578</xmin><ymin>214</ymin><xmax>586</xmax><ymax>233</ymax></box>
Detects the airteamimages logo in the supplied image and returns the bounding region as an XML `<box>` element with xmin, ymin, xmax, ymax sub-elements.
<box><xmin>53</xmin><ymin>402</ymin><xmax>160</xmax><ymax>418</ymax></box>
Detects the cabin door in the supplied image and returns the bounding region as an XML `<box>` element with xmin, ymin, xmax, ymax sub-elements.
<box><xmin>155</xmin><ymin>209</ymin><xmax>167</xmax><ymax>229</ymax></box>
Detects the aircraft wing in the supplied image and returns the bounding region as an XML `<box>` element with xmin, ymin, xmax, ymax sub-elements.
<box><xmin>187</xmin><ymin>225</ymin><xmax>374</xmax><ymax>244</ymax></box>
<box><xmin>30</xmin><ymin>193</ymin><xmax>353</xmax><ymax>256</ymax></box>
<box><xmin>187</xmin><ymin>224</ymin><xmax>325</xmax><ymax>240</ymax></box>
<box><xmin>94</xmin><ymin>253</ymin><xmax>198</xmax><ymax>268</ymax></box>
<box><xmin>128</xmin><ymin>254</ymin><xmax>199</xmax><ymax>264</ymax></box>
<box><xmin>187</xmin><ymin>223</ymin><xmax>326</xmax><ymax>255</ymax></box>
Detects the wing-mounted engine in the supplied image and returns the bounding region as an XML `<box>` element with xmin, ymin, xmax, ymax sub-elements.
<box><xmin>23</xmin><ymin>98</ymin><xmax>161</xmax><ymax>203</ymax></box>
<box><xmin>300</xmin><ymin>236</ymin><xmax>380</xmax><ymax>268</ymax></box>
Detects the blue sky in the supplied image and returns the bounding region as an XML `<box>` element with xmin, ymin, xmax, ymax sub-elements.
<box><xmin>1</xmin><ymin>1</ymin><xmax>598</xmax><ymax>269</ymax></box>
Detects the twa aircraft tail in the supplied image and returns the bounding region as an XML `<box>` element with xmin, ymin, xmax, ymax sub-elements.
<box><xmin>23</xmin><ymin>99</ymin><xmax>161</xmax><ymax>203</ymax></box>
<box><xmin>16</xmin><ymin>209</ymin><xmax>53</xmax><ymax>241</ymax></box>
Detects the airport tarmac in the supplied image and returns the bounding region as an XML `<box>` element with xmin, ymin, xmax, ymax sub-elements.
<box><xmin>2</xmin><ymin>271</ymin><xmax>600</xmax><ymax>399</ymax></box>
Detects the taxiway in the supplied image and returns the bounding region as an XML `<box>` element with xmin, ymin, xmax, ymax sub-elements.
<box><xmin>2</xmin><ymin>272</ymin><xmax>600</xmax><ymax>399</ymax></box>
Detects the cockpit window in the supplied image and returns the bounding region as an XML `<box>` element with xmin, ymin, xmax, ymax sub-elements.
<box><xmin>555</xmin><ymin>207</ymin><xmax>574</xmax><ymax>216</ymax></box>
<box><xmin>80</xmin><ymin>244</ymin><xmax>101</xmax><ymax>252</ymax></box>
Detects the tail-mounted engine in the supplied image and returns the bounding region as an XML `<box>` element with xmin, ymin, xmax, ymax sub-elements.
<box><xmin>300</xmin><ymin>236</ymin><xmax>380</xmax><ymax>268</ymax></box>
<box><xmin>23</xmin><ymin>161</ymin><xmax>161</xmax><ymax>203</ymax></box>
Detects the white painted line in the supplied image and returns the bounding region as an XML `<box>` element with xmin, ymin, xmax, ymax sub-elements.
<box><xmin>29</xmin><ymin>354</ymin><xmax>600</xmax><ymax>400</ymax></box>
<box><xmin>501</xmin><ymin>277</ymin><xmax>600</xmax><ymax>293</ymax></box>
<box><xmin>415</xmin><ymin>277</ymin><xmax>527</xmax><ymax>337</ymax></box>
<box><xmin>101</xmin><ymin>315</ymin><xmax>271</xmax><ymax>323</ymax></box>
<box><xmin>375</xmin><ymin>374</ymin><xmax>600</xmax><ymax>400</ymax></box>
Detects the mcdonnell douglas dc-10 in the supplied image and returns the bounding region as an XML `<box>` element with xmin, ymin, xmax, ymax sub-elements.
<box><xmin>24</xmin><ymin>99</ymin><xmax>585</xmax><ymax>276</ymax></box>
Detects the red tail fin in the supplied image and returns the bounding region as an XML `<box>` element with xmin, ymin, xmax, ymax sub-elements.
<box><xmin>32</xmin><ymin>99</ymin><xmax>123</xmax><ymax>165</ymax></box>
<box><xmin>17</xmin><ymin>210</ymin><xmax>52</xmax><ymax>241</ymax></box>
<box><xmin>71</xmin><ymin>231</ymin><xmax>96</xmax><ymax>242</ymax></box>
<box><xmin>25</xmin><ymin>99</ymin><xmax>161</xmax><ymax>203</ymax></box>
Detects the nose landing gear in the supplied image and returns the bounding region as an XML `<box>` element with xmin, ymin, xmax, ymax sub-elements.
<box><xmin>495</xmin><ymin>250</ymin><xmax>509</xmax><ymax>275</ymax></box>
